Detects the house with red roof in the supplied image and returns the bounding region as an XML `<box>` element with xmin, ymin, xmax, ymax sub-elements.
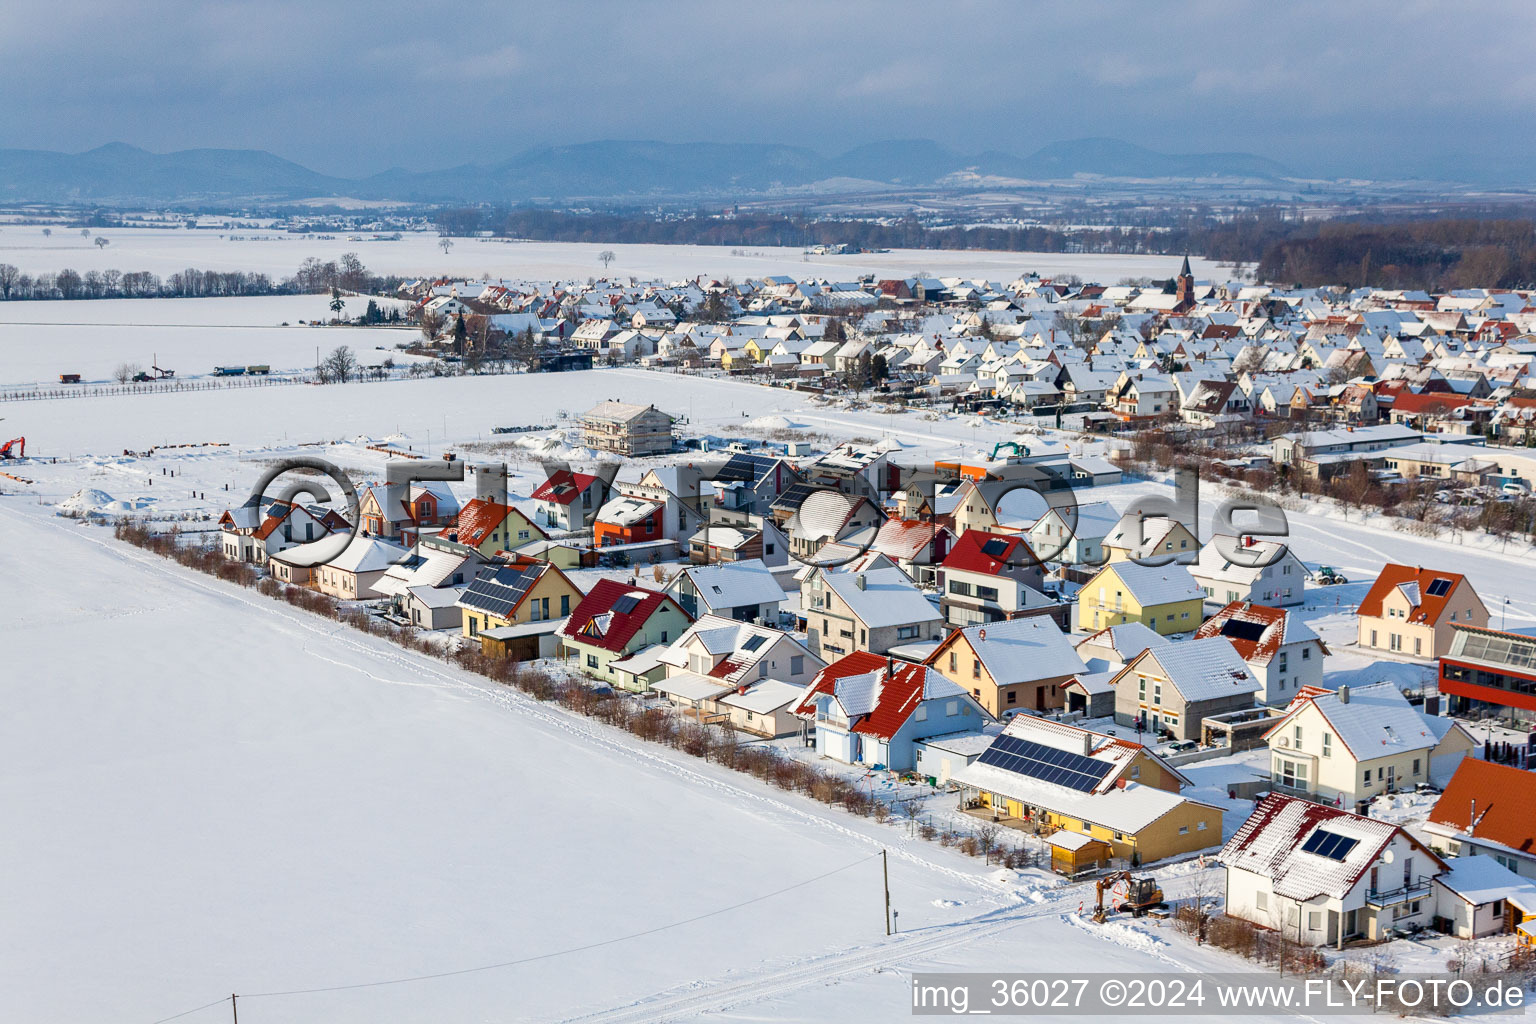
<box><xmin>1425</xmin><ymin>759</ymin><xmax>1536</xmax><ymax>881</ymax></box>
<box><xmin>937</xmin><ymin>529</ymin><xmax>1063</xmax><ymax>628</ymax></box>
<box><xmin>792</xmin><ymin>651</ymin><xmax>988</xmax><ymax>770</ymax></box>
<box><xmin>1357</xmin><ymin>564</ymin><xmax>1488</xmax><ymax>660</ymax></box>
<box><xmin>530</xmin><ymin>469</ymin><xmax>609</xmax><ymax>532</ymax></box>
<box><xmin>557</xmin><ymin>580</ymin><xmax>692</xmax><ymax>691</ymax></box>
<box><xmin>357</xmin><ymin>482</ymin><xmax>459</xmax><ymax>547</ymax></box>
<box><xmin>219</xmin><ymin>499</ymin><xmax>350</xmax><ymax>565</ymax></box>
<box><xmin>1195</xmin><ymin>601</ymin><xmax>1327</xmax><ymax>704</ymax></box>
<box><xmin>1220</xmin><ymin>793</ymin><xmax>1447</xmax><ymax>947</ymax></box>
<box><xmin>451</xmin><ymin>497</ymin><xmax>546</xmax><ymax>558</ymax></box>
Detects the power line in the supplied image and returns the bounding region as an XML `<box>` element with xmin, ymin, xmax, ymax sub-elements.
<box><xmin>146</xmin><ymin>996</ymin><xmax>230</xmax><ymax>1024</ymax></box>
<box><xmin>144</xmin><ymin>850</ymin><xmax>880</xmax><ymax>1020</ymax></box>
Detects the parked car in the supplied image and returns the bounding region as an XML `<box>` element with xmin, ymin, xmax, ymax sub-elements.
<box><xmin>1501</xmin><ymin>482</ymin><xmax>1530</xmax><ymax>497</ymax></box>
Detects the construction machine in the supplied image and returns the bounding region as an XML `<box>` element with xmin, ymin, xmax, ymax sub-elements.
<box><xmin>1092</xmin><ymin>870</ymin><xmax>1164</xmax><ymax>923</ymax></box>
<box><xmin>989</xmin><ymin>439</ymin><xmax>1031</xmax><ymax>461</ymax></box>
<box><xmin>0</xmin><ymin>437</ymin><xmax>24</xmax><ymax>460</ymax></box>
<box><xmin>1313</xmin><ymin>565</ymin><xmax>1348</xmax><ymax>586</ymax></box>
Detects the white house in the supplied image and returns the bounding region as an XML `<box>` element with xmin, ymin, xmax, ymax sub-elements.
<box><xmin>1220</xmin><ymin>793</ymin><xmax>1448</xmax><ymax>946</ymax></box>
<box><xmin>1194</xmin><ymin>601</ymin><xmax>1327</xmax><ymax>705</ymax></box>
<box><xmin>1190</xmin><ymin>538</ymin><xmax>1308</xmax><ymax>607</ymax></box>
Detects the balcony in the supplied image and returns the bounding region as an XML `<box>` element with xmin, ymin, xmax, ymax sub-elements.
<box><xmin>1365</xmin><ymin>876</ymin><xmax>1434</xmax><ymax>909</ymax></box>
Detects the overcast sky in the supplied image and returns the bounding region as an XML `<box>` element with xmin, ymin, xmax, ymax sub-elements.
<box><xmin>6</xmin><ymin>0</ymin><xmax>1532</xmax><ymax>180</ymax></box>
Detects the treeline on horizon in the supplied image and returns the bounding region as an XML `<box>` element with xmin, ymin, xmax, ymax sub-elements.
<box><xmin>0</xmin><ymin>253</ymin><xmax>406</xmax><ymax>301</ymax></box>
<box><xmin>434</xmin><ymin>207</ymin><xmax>1536</xmax><ymax>292</ymax></box>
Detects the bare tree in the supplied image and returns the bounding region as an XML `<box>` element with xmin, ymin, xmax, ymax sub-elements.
<box><xmin>42</xmin><ymin>227</ymin><xmax>51</xmax><ymax>237</ymax></box>
<box><xmin>94</xmin><ymin>236</ymin><xmax>109</xmax><ymax>249</ymax></box>
<box><xmin>113</xmin><ymin>362</ymin><xmax>143</xmax><ymax>384</ymax></box>
<box><xmin>438</xmin><ymin>237</ymin><xmax>454</xmax><ymax>255</ymax></box>
<box><xmin>319</xmin><ymin>345</ymin><xmax>359</xmax><ymax>384</ymax></box>
<box><xmin>80</xmin><ymin>228</ymin><xmax>90</xmax><ymax>238</ymax></box>
<box><xmin>598</xmin><ymin>250</ymin><xmax>616</xmax><ymax>269</ymax></box>
<box><xmin>0</xmin><ymin>263</ymin><xmax>19</xmax><ymax>300</ymax></box>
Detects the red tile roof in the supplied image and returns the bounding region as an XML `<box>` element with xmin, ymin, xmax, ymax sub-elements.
<box><xmin>1427</xmin><ymin>759</ymin><xmax>1536</xmax><ymax>855</ymax></box>
<box><xmin>455</xmin><ymin>498</ymin><xmax>514</xmax><ymax>548</ymax></box>
<box><xmin>1194</xmin><ymin>601</ymin><xmax>1327</xmax><ymax>665</ymax></box>
<box><xmin>532</xmin><ymin>470</ymin><xmax>600</xmax><ymax>506</ymax></box>
<box><xmin>1391</xmin><ymin>391</ymin><xmax>1476</xmax><ymax>417</ymax></box>
<box><xmin>558</xmin><ymin>579</ymin><xmax>688</xmax><ymax>653</ymax></box>
<box><xmin>792</xmin><ymin>652</ymin><xmax>959</xmax><ymax>741</ymax></box>
<box><xmin>1357</xmin><ymin>564</ymin><xmax>1472</xmax><ymax>625</ymax></box>
<box><xmin>941</xmin><ymin>530</ymin><xmax>1041</xmax><ymax>577</ymax></box>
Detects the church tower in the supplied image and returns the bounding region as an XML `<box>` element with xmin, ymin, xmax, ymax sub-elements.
<box><xmin>1174</xmin><ymin>255</ymin><xmax>1194</xmax><ymax>309</ymax></box>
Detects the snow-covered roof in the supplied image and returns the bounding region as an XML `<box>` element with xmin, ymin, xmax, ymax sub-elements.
<box><xmin>673</xmin><ymin>559</ymin><xmax>786</xmax><ymax>609</ymax></box>
<box><xmin>652</xmin><ymin>670</ymin><xmax>734</xmax><ymax>703</ymax></box>
<box><xmin>326</xmin><ymin>535</ymin><xmax>409</xmax><ymax>574</ymax></box>
<box><xmin>952</xmin><ymin>617</ymin><xmax>1087</xmax><ymax>683</ymax></box>
<box><xmin>1434</xmin><ymin>854</ymin><xmax>1536</xmax><ymax>906</ymax></box>
<box><xmin>1269</xmin><ymin>681</ymin><xmax>1441</xmax><ymax>759</ymax></box>
<box><xmin>1100</xmin><ymin>560</ymin><xmax>1204</xmax><ymax>606</ymax></box>
<box><xmin>1130</xmin><ymin>636</ymin><xmax>1258</xmax><ymax>703</ymax></box>
<box><xmin>954</xmin><ymin>759</ymin><xmax>1200</xmax><ymax>835</ymax></box>
<box><xmin>1220</xmin><ymin>794</ymin><xmax>1415</xmax><ymax>902</ymax></box>
<box><xmin>716</xmin><ymin>679</ymin><xmax>804</xmax><ymax>714</ymax></box>
<box><xmin>822</xmin><ymin>567</ymin><xmax>941</xmax><ymax>629</ymax></box>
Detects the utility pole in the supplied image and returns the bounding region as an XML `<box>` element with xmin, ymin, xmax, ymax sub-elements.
<box><xmin>883</xmin><ymin>848</ymin><xmax>891</xmax><ymax>936</ymax></box>
<box><xmin>231</xmin><ymin>993</ymin><xmax>238</xmax><ymax>1023</ymax></box>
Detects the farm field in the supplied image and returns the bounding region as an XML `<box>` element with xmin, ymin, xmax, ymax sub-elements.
<box><xmin>0</xmin><ymin>225</ymin><xmax>1220</xmax><ymax>286</ymax></box>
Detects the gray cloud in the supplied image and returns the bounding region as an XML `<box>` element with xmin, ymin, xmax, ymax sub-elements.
<box><xmin>4</xmin><ymin>0</ymin><xmax>1533</xmax><ymax>180</ymax></box>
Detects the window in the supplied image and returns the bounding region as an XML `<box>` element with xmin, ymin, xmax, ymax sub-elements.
<box><xmin>1412</xmin><ymin>758</ymin><xmax>1421</xmax><ymax>775</ymax></box>
<box><xmin>1308</xmin><ymin>912</ymin><xmax>1322</xmax><ymax>931</ymax></box>
<box><xmin>1178</xmin><ymin>825</ymin><xmax>1189</xmax><ymax>835</ymax></box>
<box><xmin>914</xmin><ymin>705</ymin><xmax>927</xmax><ymax>722</ymax></box>
<box><xmin>945</xmin><ymin>700</ymin><xmax>959</xmax><ymax>716</ymax></box>
<box><xmin>469</xmin><ymin>617</ymin><xmax>479</xmax><ymax>637</ymax></box>
<box><xmin>1322</xmin><ymin>733</ymin><xmax>1332</xmax><ymax>757</ymax></box>
<box><xmin>1197</xmin><ymin>820</ymin><xmax>1207</xmax><ymax>831</ymax></box>
<box><xmin>790</xmin><ymin>655</ymin><xmax>804</xmax><ymax>676</ymax></box>
<box><xmin>758</xmin><ymin>662</ymin><xmax>768</xmax><ymax>679</ymax></box>
<box><xmin>586</xmin><ymin>654</ymin><xmax>598</xmax><ymax>669</ymax></box>
<box><xmin>1130</xmin><ymin>765</ymin><xmax>1140</xmax><ymax>779</ymax></box>
<box><xmin>1138</xmin><ymin>677</ymin><xmax>1147</xmax><ymax>700</ymax></box>
<box><xmin>1255</xmin><ymin>891</ymin><xmax>1268</xmax><ymax>912</ymax></box>
<box><xmin>1302</xmin><ymin>647</ymin><xmax>1311</xmax><ymax>660</ymax></box>
<box><xmin>1006</xmin><ymin>690</ymin><xmax>1016</xmax><ymax>705</ymax></box>
<box><xmin>949</xmin><ymin>652</ymin><xmax>958</xmax><ymax>672</ymax></box>
<box><xmin>1363</xmin><ymin>770</ymin><xmax>1372</xmax><ymax>789</ymax></box>
<box><xmin>1294</xmin><ymin>724</ymin><xmax>1303</xmax><ymax>747</ymax></box>
<box><xmin>972</xmin><ymin>660</ymin><xmax>982</xmax><ymax>679</ymax></box>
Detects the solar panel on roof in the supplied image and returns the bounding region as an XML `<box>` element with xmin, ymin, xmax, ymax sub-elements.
<box><xmin>1426</xmin><ymin>578</ymin><xmax>1452</xmax><ymax>597</ymax></box>
<box><xmin>462</xmin><ymin>564</ymin><xmax>540</xmax><ymax>618</ymax></box>
<box><xmin>740</xmin><ymin>634</ymin><xmax>767</xmax><ymax>652</ymax></box>
<box><xmin>1300</xmin><ymin>829</ymin><xmax>1358</xmax><ymax>861</ymax></box>
<box><xmin>1219</xmin><ymin>618</ymin><xmax>1268</xmax><ymax>643</ymax></box>
<box><xmin>977</xmin><ymin>734</ymin><xmax>1114</xmax><ymax>792</ymax></box>
<box><xmin>981</xmin><ymin>538</ymin><xmax>1010</xmax><ymax>557</ymax></box>
<box><xmin>611</xmin><ymin>594</ymin><xmax>642</xmax><ymax>615</ymax></box>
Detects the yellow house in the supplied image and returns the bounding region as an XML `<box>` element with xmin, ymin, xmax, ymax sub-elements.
<box><xmin>454</xmin><ymin>497</ymin><xmax>547</xmax><ymax>558</ymax></box>
<box><xmin>456</xmin><ymin>558</ymin><xmax>584</xmax><ymax>643</ymax></box>
<box><xmin>1356</xmin><ymin>564</ymin><xmax>1487</xmax><ymax>660</ymax></box>
<box><xmin>1078</xmin><ymin>561</ymin><xmax>1206</xmax><ymax>635</ymax></box>
<box><xmin>926</xmin><ymin>618</ymin><xmax>1088</xmax><ymax>717</ymax></box>
<box><xmin>1101</xmin><ymin>513</ymin><xmax>1199</xmax><ymax>565</ymax></box>
<box><xmin>953</xmin><ymin>715</ymin><xmax>1221</xmax><ymax>868</ymax></box>
<box><xmin>741</xmin><ymin>337</ymin><xmax>771</xmax><ymax>364</ymax></box>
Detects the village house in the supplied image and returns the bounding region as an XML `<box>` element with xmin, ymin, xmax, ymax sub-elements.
<box><xmin>1194</xmin><ymin>601</ymin><xmax>1328</xmax><ymax>705</ymax></box>
<box><xmin>1101</xmin><ymin>513</ymin><xmax>1199</xmax><ymax>565</ymax></box>
<box><xmin>936</xmin><ymin>529</ymin><xmax>1063</xmax><ymax>628</ymax></box>
<box><xmin>658</xmin><ymin>614</ymin><xmax>824</xmax><ymax>688</ymax></box>
<box><xmin>1220</xmin><ymin>793</ymin><xmax>1448</xmax><ymax>947</ymax></box>
<box><xmin>557</xmin><ymin>580</ymin><xmax>693</xmax><ymax>691</ymax></box>
<box><xmin>1027</xmin><ymin>499</ymin><xmax>1119</xmax><ymax>567</ymax></box>
<box><xmin>458</xmin><ymin>557</ymin><xmax>584</xmax><ymax>656</ymax></box>
<box><xmin>1109</xmin><ymin>636</ymin><xmax>1259</xmax><ymax>741</ymax></box>
<box><xmin>1189</xmin><ymin>537</ymin><xmax>1307</xmax><ymax>607</ymax></box>
<box><xmin>953</xmin><ymin>715</ymin><xmax>1221</xmax><ymax>872</ymax></box>
<box><xmin>1425</xmin><ymin>759</ymin><xmax>1536</xmax><ymax>881</ymax></box>
<box><xmin>1263</xmin><ymin>682</ymin><xmax>1474</xmax><ymax>812</ymax></box>
<box><xmin>1356</xmin><ymin>564</ymin><xmax>1488</xmax><ymax>660</ymax></box>
<box><xmin>451</xmin><ymin>496</ymin><xmax>547</xmax><ymax>557</ymax></box>
<box><xmin>802</xmin><ymin>566</ymin><xmax>946</xmax><ymax>659</ymax></box>
<box><xmin>1077</xmin><ymin>560</ymin><xmax>1206</xmax><ymax>635</ymax></box>
<box><xmin>218</xmin><ymin>499</ymin><xmax>349</xmax><ymax>565</ymax></box>
<box><xmin>662</xmin><ymin>558</ymin><xmax>786</xmax><ymax>623</ymax></box>
<box><xmin>357</xmin><ymin>482</ymin><xmax>460</xmax><ymax>546</ymax></box>
<box><xmin>580</xmin><ymin>401</ymin><xmax>677</xmax><ymax>457</ymax></box>
<box><xmin>591</xmin><ymin>495</ymin><xmax>665</xmax><ymax>548</ymax></box>
<box><xmin>925</xmin><ymin>618</ymin><xmax>1089</xmax><ymax>717</ymax></box>
<box><xmin>529</xmin><ymin>469</ymin><xmax>609</xmax><ymax>532</ymax></box>
<box><xmin>315</xmin><ymin>535</ymin><xmax>410</xmax><ymax>601</ymax></box>
<box><xmin>793</xmin><ymin>651</ymin><xmax>988</xmax><ymax>771</ymax></box>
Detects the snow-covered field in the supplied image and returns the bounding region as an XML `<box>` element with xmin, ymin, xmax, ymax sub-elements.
<box><xmin>6</xmin><ymin>350</ymin><xmax>1535</xmax><ymax>1021</ymax></box>
<box><xmin>0</xmin><ymin>294</ymin><xmax>414</xmax><ymax>387</ymax></box>
<box><xmin>0</xmin><ymin>225</ymin><xmax>1218</xmax><ymax>285</ymax></box>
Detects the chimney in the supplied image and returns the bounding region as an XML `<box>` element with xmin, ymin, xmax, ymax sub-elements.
<box><xmin>856</xmin><ymin>573</ymin><xmax>867</xmax><ymax>590</ymax></box>
<box><xmin>1084</xmin><ymin>732</ymin><xmax>1095</xmax><ymax>756</ymax></box>
<box><xmin>886</xmin><ymin>655</ymin><xmax>894</xmax><ymax>677</ymax></box>
<box><xmin>1339</xmin><ymin>684</ymin><xmax>1350</xmax><ymax>704</ymax></box>
<box><xmin>1469</xmin><ymin>799</ymin><xmax>1476</xmax><ymax>837</ymax></box>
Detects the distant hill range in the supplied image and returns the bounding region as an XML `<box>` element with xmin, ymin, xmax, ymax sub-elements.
<box><xmin>0</xmin><ymin>137</ymin><xmax>1295</xmax><ymax>206</ymax></box>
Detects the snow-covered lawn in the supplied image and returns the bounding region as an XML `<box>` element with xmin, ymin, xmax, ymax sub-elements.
<box><xmin>0</xmin><ymin>294</ymin><xmax>414</xmax><ymax>387</ymax></box>
<box><xmin>0</xmin><ymin>225</ymin><xmax>1220</xmax><ymax>285</ymax></box>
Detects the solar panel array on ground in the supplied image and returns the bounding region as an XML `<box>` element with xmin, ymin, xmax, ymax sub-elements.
<box><xmin>460</xmin><ymin>565</ymin><xmax>539</xmax><ymax>618</ymax></box>
<box><xmin>976</xmin><ymin>734</ymin><xmax>1114</xmax><ymax>792</ymax></box>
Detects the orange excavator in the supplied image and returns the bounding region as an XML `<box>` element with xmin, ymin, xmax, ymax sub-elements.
<box><xmin>1093</xmin><ymin>870</ymin><xmax>1164</xmax><ymax>923</ymax></box>
<box><xmin>0</xmin><ymin>437</ymin><xmax>24</xmax><ymax>460</ymax></box>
